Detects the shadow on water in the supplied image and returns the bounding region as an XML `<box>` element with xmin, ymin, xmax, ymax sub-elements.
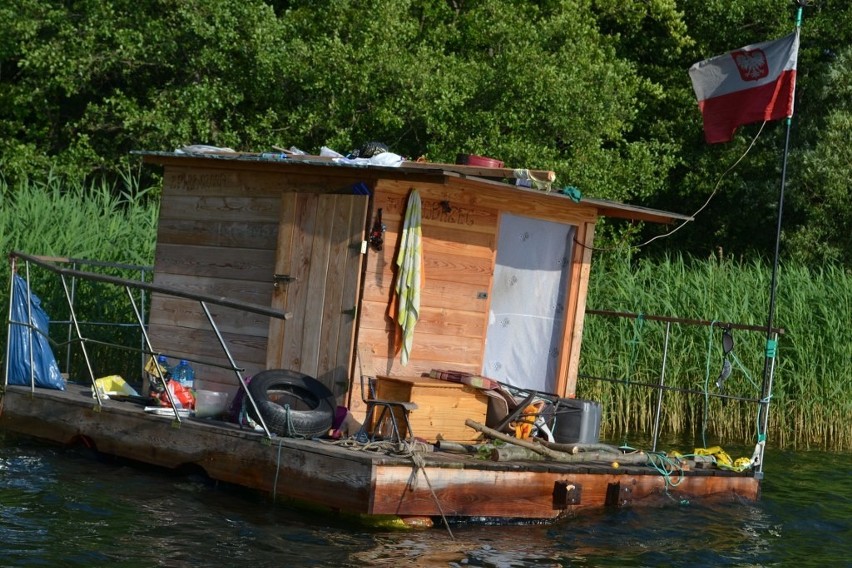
<box><xmin>0</xmin><ymin>434</ymin><xmax>849</xmax><ymax>567</ymax></box>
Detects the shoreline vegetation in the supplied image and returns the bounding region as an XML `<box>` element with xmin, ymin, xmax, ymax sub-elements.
<box><xmin>1</xmin><ymin>177</ymin><xmax>849</xmax><ymax>451</ymax></box>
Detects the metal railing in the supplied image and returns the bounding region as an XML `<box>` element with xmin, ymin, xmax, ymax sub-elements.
<box><xmin>578</xmin><ymin>309</ymin><xmax>783</xmax><ymax>474</ymax></box>
<box><xmin>5</xmin><ymin>252</ymin><xmax>290</xmax><ymax>439</ymax></box>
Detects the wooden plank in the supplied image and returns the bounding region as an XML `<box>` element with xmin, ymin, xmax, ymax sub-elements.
<box><xmin>279</xmin><ymin>194</ymin><xmax>318</xmax><ymax>370</ymax></box>
<box><xmin>267</xmin><ymin>193</ymin><xmax>297</xmax><ymax>369</ymax></box>
<box><xmin>365</xmin><ymin>226</ymin><xmax>495</xmax><ymax>267</ymax></box>
<box><xmin>357</xmin><ymin>327</ymin><xmax>483</xmax><ymax>370</ymax></box>
<box><xmin>359</xmin><ymin>301</ymin><xmax>486</xmax><ymax>338</ymax></box>
<box><xmin>152</xmin><ymin>273</ymin><xmax>272</xmax><ymax>307</ymax></box>
<box><xmin>163</xmin><ymin>166</ymin><xmax>364</xmax><ymax>198</ymax></box>
<box><xmin>159</xmin><ymin>195</ymin><xmax>281</xmax><ymax>223</ymax></box>
<box><xmin>300</xmin><ymin>196</ymin><xmax>336</xmax><ymax>378</ymax></box>
<box><xmin>361</xmin><ymin>278</ymin><xmax>490</xmax><ymax>313</ymax></box>
<box><xmin>147</xmin><ymin>322</ymin><xmax>268</xmax><ymax>377</ymax></box>
<box><xmin>328</xmin><ymin>195</ymin><xmax>367</xmax><ymax>399</ymax></box>
<box><xmin>157</xmin><ymin>218</ymin><xmax>279</xmax><ymax>249</ymax></box>
<box><xmin>400</xmin><ymin>159</ymin><xmax>557</xmax><ymax>182</ymax></box>
<box><xmin>370</xmin><ymin>467</ymin><xmax>760</xmax><ymax>518</ymax></box>
<box><xmin>154</xmin><ymin>243</ymin><xmax>276</xmax><ymax>282</ymax></box>
<box><xmin>373</xmin><ymin>181</ymin><xmax>500</xmax><ymax>235</ymax></box>
<box><xmin>366</xmin><ymin>232</ymin><xmax>493</xmax><ymax>286</ymax></box>
<box><xmin>562</xmin><ymin>221</ymin><xmax>596</xmax><ymax>397</ymax></box>
<box><xmin>148</xmin><ymin>296</ymin><xmax>271</xmax><ymax>337</ymax></box>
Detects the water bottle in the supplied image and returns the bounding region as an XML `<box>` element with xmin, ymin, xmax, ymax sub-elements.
<box><xmin>173</xmin><ymin>359</ymin><xmax>195</xmax><ymax>390</ymax></box>
<box><xmin>157</xmin><ymin>355</ymin><xmax>171</xmax><ymax>379</ymax></box>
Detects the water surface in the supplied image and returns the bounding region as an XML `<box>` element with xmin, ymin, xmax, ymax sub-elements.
<box><xmin>0</xmin><ymin>437</ymin><xmax>848</xmax><ymax>567</ymax></box>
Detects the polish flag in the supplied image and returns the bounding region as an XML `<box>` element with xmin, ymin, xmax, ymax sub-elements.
<box><xmin>689</xmin><ymin>31</ymin><xmax>799</xmax><ymax>144</ymax></box>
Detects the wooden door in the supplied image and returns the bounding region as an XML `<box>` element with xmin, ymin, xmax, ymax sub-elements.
<box><xmin>266</xmin><ymin>193</ymin><xmax>369</xmax><ymax>398</ymax></box>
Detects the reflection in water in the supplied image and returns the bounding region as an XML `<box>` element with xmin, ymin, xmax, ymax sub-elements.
<box><xmin>0</xmin><ymin>438</ymin><xmax>848</xmax><ymax>567</ymax></box>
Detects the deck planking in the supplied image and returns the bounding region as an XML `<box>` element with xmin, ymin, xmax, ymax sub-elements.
<box><xmin>0</xmin><ymin>385</ymin><xmax>760</xmax><ymax>522</ymax></box>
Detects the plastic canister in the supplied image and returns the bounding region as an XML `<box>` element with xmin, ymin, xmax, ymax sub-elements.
<box><xmin>552</xmin><ymin>398</ymin><xmax>602</xmax><ymax>444</ymax></box>
<box><xmin>173</xmin><ymin>359</ymin><xmax>195</xmax><ymax>390</ymax></box>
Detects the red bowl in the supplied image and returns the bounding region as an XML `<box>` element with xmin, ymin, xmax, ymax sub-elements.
<box><xmin>456</xmin><ymin>154</ymin><xmax>504</xmax><ymax>168</ymax></box>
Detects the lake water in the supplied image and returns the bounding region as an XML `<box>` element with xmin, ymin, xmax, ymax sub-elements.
<box><xmin>0</xmin><ymin>435</ymin><xmax>848</xmax><ymax>567</ymax></box>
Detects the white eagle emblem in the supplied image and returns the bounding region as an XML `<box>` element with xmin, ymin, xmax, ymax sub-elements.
<box><xmin>732</xmin><ymin>49</ymin><xmax>769</xmax><ymax>81</ymax></box>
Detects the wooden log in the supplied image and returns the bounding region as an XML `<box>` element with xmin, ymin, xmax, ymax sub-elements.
<box><xmin>490</xmin><ymin>445</ymin><xmax>648</xmax><ymax>465</ymax></box>
<box><xmin>465</xmin><ymin>419</ymin><xmax>567</xmax><ymax>460</ymax></box>
<box><xmin>466</xmin><ymin>419</ymin><xmax>648</xmax><ymax>465</ymax></box>
<box><xmin>489</xmin><ymin>446</ymin><xmax>546</xmax><ymax>461</ymax></box>
<box><xmin>539</xmin><ymin>441</ymin><xmax>623</xmax><ymax>454</ymax></box>
<box><xmin>435</xmin><ymin>441</ymin><xmax>481</xmax><ymax>454</ymax></box>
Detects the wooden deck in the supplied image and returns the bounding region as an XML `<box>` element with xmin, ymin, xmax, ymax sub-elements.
<box><xmin>0</xmin><ymin>384</ymin><xmax>760</xmax><ymax>523</ymax></box>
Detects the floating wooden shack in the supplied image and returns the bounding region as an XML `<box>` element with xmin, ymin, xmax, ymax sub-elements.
<box><xmin>1</xmin><ymin>150</ymin><xmax>764</xmax><ymax>526</ymax></box>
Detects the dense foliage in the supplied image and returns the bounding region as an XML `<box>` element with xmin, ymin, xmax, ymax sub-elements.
<box><xmin>0</xmin><ymin>1</ymin><xmax>849</xmax><ymax>448</ymax></box>
<box><xmin>1</xmin><ymin>0</ymin><xmax>850</xmax><ymax>263</ymax></box>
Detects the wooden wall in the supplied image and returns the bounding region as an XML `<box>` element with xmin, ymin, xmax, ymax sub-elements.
<box><xmin>147</xmin><ymin>163</ymin><xmax>373</xmax><ymax>395</ymax></box>
<box><xmin>356</xmin><ymin>176</ymin><xmax>598</xmax><ymax>399</ymax></box>
<box><xmin>146</xmin><ymin>158</ymin><xmax>600</xmax><ymax>403</ymax></box>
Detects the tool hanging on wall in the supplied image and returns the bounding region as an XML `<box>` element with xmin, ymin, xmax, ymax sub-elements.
<box><xmin>369</xmin><ymin>208</ymin><xmax>386</xmax><ymax>251</ymax></box>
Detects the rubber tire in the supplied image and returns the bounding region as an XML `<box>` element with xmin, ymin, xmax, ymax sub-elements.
<box><xmin>246</xmin><ymin>369</ymin><xmax>335</xmax><ymax>438</ymax></box>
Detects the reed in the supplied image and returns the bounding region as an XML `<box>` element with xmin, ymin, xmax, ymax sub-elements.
<box><xmin>0</xmin><ymin>173</ymin><xmax>159</xmax><ymax>381</ymax></box>
<box><xmin>579</xmin><ymin>253</ymin><xmax>852</xmax><ymax>451</ymax></box>
<box><xmin>1</xmin><ymin>178</ymin><xmax>848</xmax><ymax>450</ymax></box>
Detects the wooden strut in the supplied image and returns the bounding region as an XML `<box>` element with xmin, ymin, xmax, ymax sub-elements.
<box><xmin>464</xmin><ymin>419</ymin><xmax>648</xmax><ymax>465</ymax></box>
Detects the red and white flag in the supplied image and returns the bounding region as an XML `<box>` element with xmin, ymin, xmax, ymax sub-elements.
<box><xmin>689</xmin><ymin>31</ymin><xmax>799</xmax><ymax>144</ymax></box>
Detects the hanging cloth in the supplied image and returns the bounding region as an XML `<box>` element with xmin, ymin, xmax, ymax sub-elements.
<box><xmin>394</xmin><ymin>189</ymin><xmax>423</xmax><ymax>366</ymax></box>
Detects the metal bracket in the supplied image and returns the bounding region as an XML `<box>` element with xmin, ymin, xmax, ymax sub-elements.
<box><xmin>553</xmin><ymin>480</ymin><xmax>582</xmax><ymax>508</ymax></box>
<box><xmin>273</xmin><ymin>274</ymin><xmax>297</xmax><ymax>288</ymax></box>
<box><xmin>605</xmin><ymin>482</ymin><xmax>633</xmax><ymax>508</ymax></box>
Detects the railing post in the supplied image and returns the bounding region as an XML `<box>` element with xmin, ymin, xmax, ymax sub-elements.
<box><xmin>651</xmin><ymin>321</ymin><xmax>671</xmax><ymax>453</ymax></box>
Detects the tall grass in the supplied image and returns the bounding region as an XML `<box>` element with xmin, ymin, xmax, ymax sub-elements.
<box><xmin>579</xmin><ymin>253</ymin><xmax>852</xmax><ymax>451</ymax></box>
<box><xmin>1</xmin><ymin>177</ymin><xmax>849</xmax><ymax>450</ymax></box>
<box><xmin>0</xmin><ymin>173</ymin><xmax>159</xmax><ymax>381</ymax></box>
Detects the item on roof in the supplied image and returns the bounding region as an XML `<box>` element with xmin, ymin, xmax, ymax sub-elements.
<box><xmin>349</xmin><ymin>141</ymin><xmax>389</xmax><ymax>158</ymax></box>
<box><xmin>176</xmin><ymin>144</ymin><xmax>236</xmax><ymax>154</ymax></box>
<box><xmin>456</xmin><ymin>154</ymin><xmax>504</xmax><ymax>168</ymax></box>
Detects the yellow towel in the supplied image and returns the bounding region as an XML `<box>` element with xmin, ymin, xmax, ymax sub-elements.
<box><xmin>395</xmin><ymin>189</ymin><xmax>423</xmax><ymax>366</ymax></box>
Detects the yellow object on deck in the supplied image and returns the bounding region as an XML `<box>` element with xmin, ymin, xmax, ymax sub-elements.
<box><xmin>93</xmin><ymin>375</ymin><xmax>139</xmax><ymax>397</ymax></box>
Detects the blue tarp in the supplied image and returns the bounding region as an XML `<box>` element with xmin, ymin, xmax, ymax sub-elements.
<box><xmin>7</xmin><ymin>274</ymin><xmax>65</xmax><ymax>390</ymax></box>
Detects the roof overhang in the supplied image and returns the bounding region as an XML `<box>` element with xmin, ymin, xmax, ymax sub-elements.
<box><xmin>135</xmin><ymin>150</ymin><xmax>691</xmax><ymax>225</ymax></box>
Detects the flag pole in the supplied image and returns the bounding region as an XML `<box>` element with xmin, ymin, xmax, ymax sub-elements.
<box><xmin>756</xmin><ymin>4</ymin><xmax>804</xmax><ymax>474</ymax></box>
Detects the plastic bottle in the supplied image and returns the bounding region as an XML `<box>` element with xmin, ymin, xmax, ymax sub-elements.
<box><xmin>173</xmin><ymin>359</ymin><xmax>195</xmax><ymax>390</ymax></box>
<box><xmin>156</xmin><ymin>355</ymin><xmax>171</xmax><ymax>378</ymax></box>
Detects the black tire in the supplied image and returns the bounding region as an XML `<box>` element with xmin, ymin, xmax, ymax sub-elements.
<box><xmin>246</xmin><ymin>369</ymin><xmax>335</xmax><ymax>438</ymax></box>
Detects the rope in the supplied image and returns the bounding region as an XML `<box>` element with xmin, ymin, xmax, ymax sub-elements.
<box><xmin>322</xmin><ymin>436</ymin><xmax>454</xmax><ymax>538</ymax></box>
<box><xmin>646</xmin><ymin>452</ymin><xmax>685</xmax><ymax>490</ymax></box>
<box><xmin>273</xmin><ymin>438</ymin><xmax>284</xmax><ymax>501</ymax></box>
<box><xmin>410</xmin><ymin>453</ymin><xmax>454</xmax><ymax>540</ymax></box>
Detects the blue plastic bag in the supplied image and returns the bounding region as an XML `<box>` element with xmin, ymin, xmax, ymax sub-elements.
<box><xmin>7</xmin><ymin>274</ymin><xmax>65</xmax><ymax>390</ymax></box>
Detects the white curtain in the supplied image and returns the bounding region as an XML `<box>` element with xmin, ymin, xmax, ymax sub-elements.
<box><xmin>482</xmin><ymin>213</ymin><xmax>575</xmax><ymax>393</ymax></box>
